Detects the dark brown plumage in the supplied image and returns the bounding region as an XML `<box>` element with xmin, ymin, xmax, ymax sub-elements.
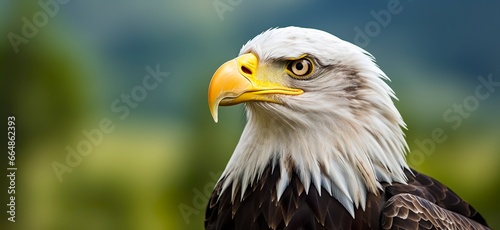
<box><xmin>205</xmin><ymin>163</ymin><xmax>489</xmax><ymax>230</ymax></box>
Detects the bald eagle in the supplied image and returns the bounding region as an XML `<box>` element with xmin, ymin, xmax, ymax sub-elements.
<box><xmin>205</xmin><ymin>27</ymin><xmax>490</xmax><ymax>230</ymax></box>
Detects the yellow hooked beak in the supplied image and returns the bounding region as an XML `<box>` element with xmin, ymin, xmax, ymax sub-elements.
<box><xmin>208</xmin><ymin>53</ymin><xmax>303</xmax><ymax>122</ymax></box>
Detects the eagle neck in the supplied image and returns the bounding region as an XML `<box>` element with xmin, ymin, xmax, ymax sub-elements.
<box><xmin>218</xmin><ymin>102</ymin><xmax>409</xmax><ymax>217</ymax></box>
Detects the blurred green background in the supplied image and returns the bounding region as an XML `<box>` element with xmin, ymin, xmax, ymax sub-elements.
<box><xmin>1</xmin><ymin>1</ymin><xmax>499</xmax><ymax>229</ymax></box>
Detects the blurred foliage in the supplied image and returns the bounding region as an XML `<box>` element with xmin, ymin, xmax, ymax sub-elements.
<box><xmin>1</xmin><ymin>1</ymin><xmax>499</xmax><ymax>230</ymax></box>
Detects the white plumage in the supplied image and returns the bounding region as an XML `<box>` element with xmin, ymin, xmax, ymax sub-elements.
<box><xmin>217</xmin><ymin>27</ymin><xmax>409</xmax><ymax>216</ymax></box>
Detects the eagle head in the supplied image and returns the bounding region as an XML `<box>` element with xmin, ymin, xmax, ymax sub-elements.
<box><xmin>208</xmin><ymin>26</ymin><xmax>409</xmax><ymax>216</ymax></box>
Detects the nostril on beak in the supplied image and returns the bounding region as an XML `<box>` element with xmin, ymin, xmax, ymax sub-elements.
<box><xmin>241</xmin><ymin>66</ymin><xmax>252</xmax><ymax>75</ymax></box>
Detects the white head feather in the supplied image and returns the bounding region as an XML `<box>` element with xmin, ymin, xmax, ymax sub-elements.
<box><xmin>217</xmin><ymin>26</ymin><xmax>409</xmax><ymax>217</ymax></box>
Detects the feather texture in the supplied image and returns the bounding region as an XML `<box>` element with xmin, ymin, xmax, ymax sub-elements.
<box><xmin>206</xmin><ymin>167</ymin><xmax>489</xmax><ymax>229</ymax></box>
<box><xmin>217</xmin><ymin>27</ymin><xmax>409</xmax><ymax>215</ymax></box>
<box><xmin>206</xmin><ymin>27</ymin><xmax>489</xmax><ymax>229</ymax></box>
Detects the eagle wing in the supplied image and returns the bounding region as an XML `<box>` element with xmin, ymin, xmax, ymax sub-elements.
<box><xmin>381</xmin><ymin>193</ymin><xmax>490</xmax><ymax>230</ymax></box>
<box><xmin>381</xmin><ymin>170</ymin><xmax>490</xmax><ymax>230</ymax></box>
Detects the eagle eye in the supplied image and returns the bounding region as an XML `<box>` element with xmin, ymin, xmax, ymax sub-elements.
<box><xmin>286</xmin><ymin>58</ymin><xmax>313</xmax><ymax>79</ymax></box>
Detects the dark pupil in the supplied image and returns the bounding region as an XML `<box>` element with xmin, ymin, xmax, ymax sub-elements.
<box><xmin>295</xmin><ymin>62</ymin><xmax>304</xmax><ymax>70</ymax></box>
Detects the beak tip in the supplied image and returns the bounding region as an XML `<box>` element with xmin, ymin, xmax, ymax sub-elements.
<box><xmin>212</xmin><ymin>113</ymin><xmax>218</xmax><ymax>123</ymax></box>
<box><xmin>210</xmin><ymin>105</ymin><xmax>219</xmax><ymax>123</ymax></box>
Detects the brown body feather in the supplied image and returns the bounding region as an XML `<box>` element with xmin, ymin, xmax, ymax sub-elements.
<box><xmin>205</xmin><ymin>164</ymin><xmax>489</xmax><ymax>230</ymax></box>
